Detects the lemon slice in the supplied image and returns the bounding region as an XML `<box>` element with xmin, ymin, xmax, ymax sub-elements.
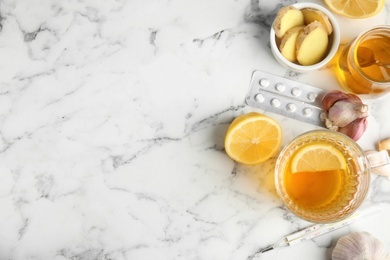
<box><xmin>291</xmin><ymin>143</ymin><xmax>346</xmax><ymax>173</ymax></box>
<box><xmin>224</xmin><ymin>112</ymin><xmax>282</xmax><ymax>165</ymax></box>
<box><xmin>324</xmin><ymin>0</ymin><xmax>384</xmax><ymax>19</ymax></box>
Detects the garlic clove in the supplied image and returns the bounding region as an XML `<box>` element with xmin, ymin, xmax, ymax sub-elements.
<box><xmin>378</xmin><ymin>138</ymin><xmax>390</xmax><ymax>152</ymax></box>
<box><xmin>321</xmin><ymin>90</ymin><xmax>368</xmax><ymax>141</ymax></box>
<box><xmin>321</xmin><ymin>90</ymin><xmax>363</xmax><ymax>111</ymax></box>
<box><xmin>332</xmin><ymin>232</ymin><xmax>390</xmax><ymax>260</ymax></box>
<box><xmin>338</xmin><ymin>117</ymin><xmax>368</xmax><ymax>141</ymax></box>
<box><xmin>327</xmin><ymin>100</ymin><xmax>368</xmax><ymax>127</ymax></box>
<box><xmin>365</xmin><ymin>150</ymin><xmax>390</xmax><ymax>179</ymax></box>
<box><xmin>321</xmin><ymin>90</ymin><xmax>347</xmax><ymax>110</ymax></box>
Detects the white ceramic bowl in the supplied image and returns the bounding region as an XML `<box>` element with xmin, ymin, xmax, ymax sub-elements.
<box><xmin>270</xmin><ymin>2</ymin><xmax>340</xmax><ymax>73</ymax></box>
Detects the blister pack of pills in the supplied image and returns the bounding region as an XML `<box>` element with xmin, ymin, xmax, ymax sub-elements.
<box><xmin>245</xmin><ymin>70</ymin><xmax>326</xmax><ymax>127</ymax></box>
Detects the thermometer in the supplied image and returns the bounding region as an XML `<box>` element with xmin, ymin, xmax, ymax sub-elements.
<box><xmin>260</xmin><ymin>204</ymin><xmax>381</xmax><ymax>253</ymax></box>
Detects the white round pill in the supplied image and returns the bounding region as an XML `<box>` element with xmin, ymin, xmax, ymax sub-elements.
<box><xmin>259</xmin><ymin>78</ymin><xmax>270</xmax><ymax>87</ymax></box>
<box><xmin>307</xmin><ymin>92</ymin><xmax>317</xmax><ymax>101</ymax></box>
<box><xmin>275</xmin><ymin>83</ymin><xmax>286</xmax><ymax>92</ymax></box>
<box><xmin>255</xmin><ymin>93</ymin><xmax>265</xmax><ymax>103</ymax></box>
<box><xmin>291</xmin><ymin>87</ymin><xmax>301</xmax><ymax>97</ymax></box>
<box><xmin>287</xmin><ymin>103</ymin><xmax>296</xmax><ymax>112</ymax></box>
<box><xmin>303</xmin><ymin>108</ymin><xmax>312</xmax><ymax>117</ymax></box>
<box><xmin>271</xmin><ymin>98</ymin><xmax>281</xmax><ymax>107</ymax></box>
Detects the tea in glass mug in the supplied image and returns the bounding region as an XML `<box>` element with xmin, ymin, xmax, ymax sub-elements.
<box><xmin>275</xmin><ymin>130</ymin><xmax>370</xmax><ymax>223</ymax></box>
<box><xmin>335</xmin><ymin>26</ymin><xmax>390</xmax><ymax>95</ymax></box>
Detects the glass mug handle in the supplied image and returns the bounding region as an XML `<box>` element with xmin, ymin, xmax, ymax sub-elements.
<box><xmin>365</xmin><ymin>150</ymin><xmax>390</xmax><ymax>178</ymax></box>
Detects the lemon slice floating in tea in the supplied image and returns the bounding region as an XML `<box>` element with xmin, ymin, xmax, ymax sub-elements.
<box><xmin>224</xmin><ymin>112</ymin><xmax>282</xmax><ymax>165</ymax></box>
<box><xmin>324</xmin><ymin>0</ymin><xmax>384</xmax><ymax>19</ymax></box>
<box><xmin>291</xmin><ymin>143</ymin><xmax>346</xmax><ymax>173</ymax></box>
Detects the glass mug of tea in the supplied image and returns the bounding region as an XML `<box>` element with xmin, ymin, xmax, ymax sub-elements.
<box><xmin>335</xmin><ymin>25</ymin><xmax>390</xmax><ymax>95</ymax></box>
<box><xmin>274</xmin><ymin>130</ymin><xmax>373</xmax><ymax>223</ymax></box>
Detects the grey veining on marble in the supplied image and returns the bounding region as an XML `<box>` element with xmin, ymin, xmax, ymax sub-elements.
<box><xmin>0</xmin><ymin>0</ymin><xmax>390</xmax><ymax>259</ymax></box>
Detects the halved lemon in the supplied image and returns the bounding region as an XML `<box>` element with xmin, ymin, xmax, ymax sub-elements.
<box><xmin>224</xmin><ymin>112</ymin><xmax>282</xmax><ymax>165</ymax></box>
<box><xmin>291</xmin><ymin>143</ymin><xmax>346</xmax><ymax>173</ymax></box>
<box><xmin>324</xmin><ymin>0</ymin><xmax>384</xmax><ymax>19</ymax></box>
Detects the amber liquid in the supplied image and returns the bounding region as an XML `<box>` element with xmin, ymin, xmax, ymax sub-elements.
<box><xmin>285</xmin><ymin>169</ymin><xmax>343</xmax><ymax>207</ymax></box>
<box><xmin>282</xmin><ymin>142</ymin><xmax>358</xmax><ymax>212</ymax></box>
<box><xmin>335</xmin><ymin>31</ymin><xmax>390</xmax><ymax>94</ymax></box>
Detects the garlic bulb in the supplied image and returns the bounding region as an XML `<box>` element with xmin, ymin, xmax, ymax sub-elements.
<box><xmin>321</xmin><ymin>90</ymin><xmax>368</xmax><ymax>141</ymax></box>
<box><xmin>332</xmin><ymin>232</ymin><xmax>390</xmax><ymax>260</ymax></box>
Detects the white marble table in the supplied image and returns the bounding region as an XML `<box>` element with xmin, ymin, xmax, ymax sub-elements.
<box><xmin>1</xmin><ymin>0</ymin><xmax>390</xmax><ymax>259</ymax></box>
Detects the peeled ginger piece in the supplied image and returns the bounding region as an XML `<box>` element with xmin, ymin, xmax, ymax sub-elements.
<box><xmin>301</xmin><ymin>8</ymin><xmax>333</xmax><ymax>35</ymax></box>
<box><xmin>296</xmin><ymin>21</ymin><xmax>329</xmax><ymax>65</ymax></box>
<box><xmin>279</xmin><ymin>26</ymin><xmax>305</xmax><ymax>62</ymax></box>
<box><xmin>273</xmin><ymin>6</ymin><xmax>304</xmax><ymax>38</ymax></box>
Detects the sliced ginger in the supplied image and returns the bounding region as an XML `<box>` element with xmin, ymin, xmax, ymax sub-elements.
<box><xmin>273</xmin><ymin>6</ymin><xmax>305</xmax><ymax>38</ymax></box>
<box><xmin>273</xmin><ymin>5</ymin><xmax>333</xmax><ymax>65</ymax></box>
<box><xmin>296</xmin><ymin>21</ymin><xmax>329</xmax><ymax>66</ymax></box>
<box><xmin>301</xmin><ymin>8</ymin><xmax>333</xmax><ymax>35</ymax></box>
<box><xmin>279</xmin><ymin>25</ymin><xmax>305</xmax><ymax>62</ymax></box>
